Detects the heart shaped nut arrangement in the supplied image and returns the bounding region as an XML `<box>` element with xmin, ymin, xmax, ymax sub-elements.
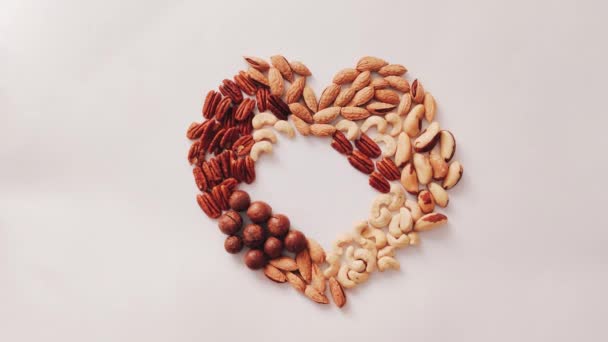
<box><xmin>186</xmin><ymin>55</ymin><xmax>463</xmax><ymax>308</ymax></box>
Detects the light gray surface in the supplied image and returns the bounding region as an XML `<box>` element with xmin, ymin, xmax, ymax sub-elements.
<box><xmin>2</xmin><ymin>0</ymin><xmax>608</xmax><ymax>341</ymax></box>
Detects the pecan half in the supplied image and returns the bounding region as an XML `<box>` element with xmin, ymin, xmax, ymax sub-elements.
<box><xmin>331</xmin><ymin>130</ymin><xmax>353</xmax><ymax>155</ymax></box>
<box><xmin>369</xmin><ymin>171</ymin><xmax>390</xmax><ymax>193</ymax></box>
<box><xmin>199</xmin><ymin>120</ymin><xmax>220</xmax><ymax>153</ymax></box>
<box><xmin>214</xmin><ymin>97</ymin><xmax>232</xmax><ymax>121</ymax></box>
<box><xmin>186</xmin><ymin>122</ymin><xmax>205</xmax><ymax>140</ymax></box>
<box><xmin>196</xmin><ymin>192</ymin><xmax>221</xmax><ymax>218</ymax></box>
<box><xmin>236</xmin><ymin>115</ymin><xmax>253</xmax><ymax>135</ymax></box>
<box><xmin>256</xmin><ymin>87</ymin><xmax>269</xmax><ymax>112</ymax></box>
<box><xmin>220</xmin><ymin>177</ymin><xmax>238</xmax><ymax>191</ymax></box>
<box><xmin>234</xmin><ymin>98</ymin><xmax>255</xmax><ymax>121</ymax></box>
<box><xmin>354</xmin><ymin>133</ymin><xmax>381</xmax><ymax>159</ymax></box>
<box><xmin>234</xmin><ymin>71</ymin><xmax>257</xmax><ymax>96</ymax></box>
<box><xmin>232</xmin><ymin>135</ymin><xmax>254</xmax><ymax>157</ymax></box>
<box><xmin>219</xmin><ymin>79</ymin><xmax>243</xmax><ymax>104</ymax></box>
<box><xmin>267</xmin><ymin>95</ymin><xmax>290</xmax><ymax>120</ymax></box>
<box><xmin>211</xmin><ymin>185</ymin><xmax>230</xmax><ymax>211</ymax></box>
<box><xmin>207</xmin><ymin>128</ymin><xmax>226</xmax><ymax>154</ymax></box>
<box><xmin>187</xmin><ymin>140</ymin><xmax>203</xmax><ymax>165</ymax></box>
<box><xmin>348</xmin><ymin>150</ymin><xmax>375</xmax><ymax>174</ymax></box>
<box><xmin>202</xmin><ymin>90</ymin><xmax>222</xmax><ymax>119</ymax></box>
<box><xmin>219</xmin><ymin>127</ymin><xmax>240</xmax><ymax>150</ymax></box>
<box><xmin>193</xmin><ymin>166</ymin><xmax>208</xmax><ymax>191</ymax></box>
<box><xmin>376</xmin><ymin>157</ymin><xmax>400</xmax><ymax>181</ymax></box>
<box><xmin>243</xmin><ymin>156</ymin><xmax>256</xmax><ymax>184</ymax></box>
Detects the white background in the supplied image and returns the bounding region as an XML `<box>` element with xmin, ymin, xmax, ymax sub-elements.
<box><xmin>2</xmin><ymin>0</ymin><xmax>608</xmax><ymax>341</ymax></box>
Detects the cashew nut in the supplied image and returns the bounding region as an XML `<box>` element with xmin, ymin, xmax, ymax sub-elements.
<box><xmin>399</xmin><ymin>207</ymin><xmax>413</xmax><ymax>233</ymax></box>
<box><xmin>250</xmin><ymin>141</ymin><xmax>273</xmax><ymax>161</ymax></box>
<box><xmin>385</xmin><ymin>112</ymin><xmax>402</xmax><ymax>136</ymax></box>
<box><xmin>388</xmin><ymin>213</ymin><xmax>403</xmax><ymax>238</ymax></box>
<box><xmin>252</xmin><ymin>128</ymin><xmax>277</xmax><ymax>143</ymax></box>
<box><xmin>387</xmin><ymin>233</ymin><xmax>410</xmax><ymax>248</ymax></box>
<box><xmin>353</xmin><ymin>220</ymin><xmax>369</xmax><ymax>238</ymax></box>
<box><xmin>348</xmin><ymin>270</ymin><xmax>370</xmax><ymax>284</ymax></box>
<box><xmin>361</xmin><ymin>116</ymin><xmax>387</xmax><ymax>134</ymax></box>
<box><xmin>362</xmin><ymin>227</ymin><xmax>387</xmax><ymax>249</ymax></box>
<box><xmin>377</xmin><ymin>245</ymin><xmax>396</xmax><ymax>259</ymax></box>
<box><xmin>337</xmin><ymin>264</ymin><xmax>357</xmax><ymax>288</ymax></box>
<box><xmin>252</xmin><ymin>112</ymin><xmax>278</xmax><ymax>129</ymax></box>
<box><xmin>377</xmin><ymin>256</ymin><xmax>400</xmax><ymax>272</ymax></box>
<box><xmin>405</xmin><ymin>199</ymin><xmax>423</xmax><ymax>222</ymax></box>
<box><xmin>388</xmin><ymin>183</ymin><xmax>405</xmax><ymax>211</ymax></box>
<box><xmin>335</xmin><ymin>119</ymin><xmax>360</xmax><ymax>140</ymax></box>
<box><xmin>332</xmin><ymin>232</ymin><xmax>353</xmax><ymax>254</ymax></box>
<box><xmin>273</xmin><ymin>120</ymin><xmax>295</xmax><ymax>138</ymax></box>
<box><xmin>349</xmin><ymin>260</ymin><xmax>366</xmax><ymax>273</ymax></box>
<box><xmin>354</xmin><ymin>248</ymin><xmax>376</xmax><ymax>273</ymax></box>
<box><xmin>323</xmin><ymin>253</ymin><xmax>341</xmax><ymax>278</ymax></box>
<box><xmin>373</xmin><ymin>134</ymin><xmax>397</xmax><ymax>158</ymax></box>
<box><xmin>370</xmin><ymin>194</ymin><xmax>392</xmax><ymax>228</ymax></box>
<box><xmin>408</xmin><ymin>232</ymin><xmax>420</xmax><ymax>246</ymax></box>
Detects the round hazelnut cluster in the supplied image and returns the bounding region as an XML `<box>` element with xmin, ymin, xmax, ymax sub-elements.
<box><xmin>217</xmin><ymin>189</ymin><xmax>306</xmax><ymax>270</ymax></box>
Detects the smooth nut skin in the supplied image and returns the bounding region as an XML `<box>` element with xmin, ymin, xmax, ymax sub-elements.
<box><xmin>224</xmin><ymin>236</ymin><xmax>243</xmax><ymax>254</ymax></box>
<box><xmin>246</xmin><ymin>201</ymin><xmax>272</xmax><ymax>223</ymax></box>
<box><xmin>267</xmin><ymin>214</ymin><xmax>290</xmax><ymax>237</ymax></box>
<box><xmin>284</xmin><ymin>230</ymin><xmax>307</xmax><ymax>253</ymax></box>
<box><xmin>242</xmin><ymin>224</ymin><xmax>265</xmax><ymax>248</ymax></box>
<box><xmin>217</xmin><ymin>210</ymin><xmax>242</xmax><ymax>235</ymax></box>
<box><xmin>263</xmin><ymin>237</ymin><xmax>283</xmax><ymax>259</ymax></box>
<box><xmin>228</xmin><ymin>190</ymin><xmax>251</xmax><ymax>212</ymax></box>
<box><xmin>244</xmin><ymin>249</ymin><xmax>267</xmax><ymax>269</ymax></box>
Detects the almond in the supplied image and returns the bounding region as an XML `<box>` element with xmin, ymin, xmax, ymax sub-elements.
<box><xmin>269</xmin><ymin>256</ymin><xmax>298</xmax><ymax>271</ymax></box>
<box><xmin>288</xmin><ymin>102</ymin><xmax>314</xmax><ymax>124</ymax></box>
<box><xmin>270</xmin><ymin>55</ymin><xmax>293</xmax><ymax>82</ymax></box>
<box><xmin>374</xmin><ymin>89</ymin><xmax>400</xmax><ymax>105</ymax></box>
<box><xmin>303</xmin><ymin>86</ymin><xmax>318</xmax><ymax>112</ymax></box>
<box><xmin>286</xmin><ymin>271</ymin><xmax>306</xmax><ymax>293</ymax></box>
<box><xmin>289</xmin><ymin>61</ymin><xmax>312</xmax><ymax>76</ymax></box>
<box><xmin>333</xmin><ymin>68</ymin><xmax>360</xmax><ymax>84</ymax></box>
<box><xmin>356</xmin><ymin>56</ymin><xmax>388</xmax><ymax>71</ymax></box>
<box><xmin>349</xmin><ymin>86</ymin><xmax>375</xmax><ymax>106</ymax></box>
<box><xmin>352</xmin><ymin>70</ymin><xmax>371</xmax><ymax>91</ymax></box>
<box><xmin>243</xmin><ymin>56</ymin><xmax>269</xmax><ymax>71</ymax></box>
<box><xmin>285</xmin><ymin>77</ymin><xmax>306</xmax><ymax>104</ymax></box>
<box><xmin>328</xmin><ymin>277</ymin><xmax>346</xmax><ymax>308</ymax></box>
<box><xmin>311</xmin><ymin>264</ymin><xmax>326</xmax><ymax>293</ymax></box>
<box><xmin>318</xmin><ymin>84</ymin><xmax>341</xmax><ymax>110</ymax></box>
<box><xmin>313</xmin><ymin>107</ymin><xmax>340</xmax><ymax>124</ymax></box>
<box><xmin>296</xmin><ymin>249</ymin><xmax>312</xmax><ymax>283</ymax></box>
<box><xmin>366</xmin><ymin>101</ymin><xmax>396</xmax><ymax>115</ymax></box>
<box><xmin>268</xmin><ymin>67</ymin><xmax>284</xmax><ymax>96</ymax></box>
<box><xmin>247</xmin><ymin>67</ymin><xmax>269</xmax><ymax>86</ymax></box>
<box><xmin>264</xmin><ymin>265</ymin><xmax>286</xmax><ymax>283</ymax></box>
<box><xmin>378</xmin><ymin>64</ymin><xmax>407</xmax><ymax>76</ymax></box>
<box><xmin>370</xmin><ymin>77</ymin><xmax>390</xmax><ymax>89</ymax></box>
<box><xmin>307</xmin><ymin>238</ymin><xmax>326</xmax><ymax>264</ymax></box>
<box><xmin>310</xmin><ymin>124</ymin><xmax>336</xmax><ymax>137</ymax></box>
<box><xmin>291</xmin><ymin>115</ymin><xmax>311</xmax><ymax>136</ymax></box>
<box><xmin>304</xmin><ymin>285</ymin><xmax>329</xmax><ymax>304</ymax></box>
<box><xmin>341</xmin><ymin>106</ymin><xmax>371</xmax><ymax>121</ymax></box>
<box><xmin>334</xmin><ymin>87</ymin><xmax>356</xmax><ymax>107</ymax></box>
<box><xmin>385</xmin><ymin>76</ymin><xmax>410</xmax><ymax>92</ymax></box>
<box><xmin>397</xmin><ymin>92</ymin><xmax>413</xmax><ymax>116</ymax></box>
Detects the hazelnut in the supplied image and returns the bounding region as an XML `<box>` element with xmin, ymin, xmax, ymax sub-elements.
<box><xmin>224</xmin><ymin>236</ymin><xmax>243</xmax><ymax>254</ymax></box>
<box><xmin>229</xmin><ymin>190</ymin><xmax>251</xmax><ymax>212</ymax></box>
<box><xmin>267</xmin><ymin>214</ymin><xmax>290</xmax><ymax>237</ymax></box>
<box><xmin>244</xmin><ymin>249</ymin><xmax>266</xmax><ymax>269</ymax></box>
<box><xmin>284</xmin><ymin>230</ymin><xmax>307</xmax><ymax>253</ymax></box>
<box><xmin>263</xmin><ymin>237</ymin><xmax>283</xmax><ymax>259</ymax></box>
<box><xmin>246</xmin><ymin>201</ymin><xmax>272</xmax><ymax>223</ymax></box>
<box><xmin>217</xmin><ymin>210</ymin><xmax>242</xmax><ymax>235</ymax></box>
<box><xmin>242</xmin><ymin>223</ymin><xmax>265</xmax><ymax>248</ymax></box>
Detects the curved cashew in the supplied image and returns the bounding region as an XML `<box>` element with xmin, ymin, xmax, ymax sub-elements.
<box><xmin>399</xmin><ymin>207</ymin><xmax>413</xmax><ymax>233</ymax></box>
<box><xmin>323</xmin><ymin>253</ymin><xmax>341</xmax><ymax>278</ymax></box>
<box><xmin>385</xmin><ymin>112</ymin><xmax>402</xmax><ymax>136</ymax></box>
<box><xmin>354</xmin><ymin>247</ymin><xmax>376</xmax><ymax>273</ymax></box>
<box><xmin>253</xmin><ymin>128</ymin><xmax>278</xmax><ymax>143</ymax></box>
<box><xmin>349</xmin><ymin>260</ymin><xmax>366</xmax><ymax>273</ymax></box>
<box><xmin>337</xmin><ymin>264</ymin><xmax>357</xmax><ymax>288</ymax></box>
<box><xmin>405</xmin><ymin>199</ymin><xmax>423</xmax><ymax>222</ymax></box>
<box><xmin>408</xmin><ymin>232</ymin><xmax>420</xmax><ymax>246</ymax></box>
<box><xmin>387</xmin><ymin>233</ymin><xmax>410</xmax><ymax>248</ymax></box>
<box><xmin>361</xmin><ymin>116</ymin><xmax>387</xmax><ymax>134</ymax></box>
<box><xmin>252</xmin><ymin>112</ymin><xmax>278</xmax><ymax>129</ymax></box>
<box><xmin>388</xmin><ymin>183</ymin><xmax>405</xmax><ymax>210</ymax></box>
<box><xmin>274</xmin><ymin>120</ymin><xmax>295</xmax><ymax>138</ymax></box>
<box><xmin>348</xmin><ymin>270</ymin><xmax>370</xmax><ymax>284</ymax></box>
<box><xmin>250</xmin><ymin>141</ymin><xmax>273</xmax><ymax>161</ymax></box>
<box><xmin>388</xmin><ymin>213</ymin><xmax>403</xmax><ymax>238</ymax></box>
<box><xmin>377</xmin><ymin>245</ymin><xmax>395</xmax><ymax>259</ymax></box>
<box><xmin>331</xmin><ymin>232</ymin><xmax>353</xmax><ymax>255</ymax></box>
<box><xmin>353</xmin><ymin>220</ymin><xmax>369</xmax><ymax>238</ymax></box>
<box><xmin>335</xmin><ymin>119</ymin><xmax>360</xmax><ymax>140</ymax></box>
<box><xmin>362</xmin><ymin>227</ymin><xmax>387</xmax><ymax>249</ymax></box>
<box><xmin>377</xmin><ymin>256</ymin><xmax>400</xmax><ymax>272</ymax></box>
<box><xmin>373</xmin><ymin>134</ymin><xmax>397</xmax><ymax>158</ymax></box>
<box><xmin>369</xmin><ymin>207</ymin><xmax>391</xmax><ymax>228</ymax></box>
